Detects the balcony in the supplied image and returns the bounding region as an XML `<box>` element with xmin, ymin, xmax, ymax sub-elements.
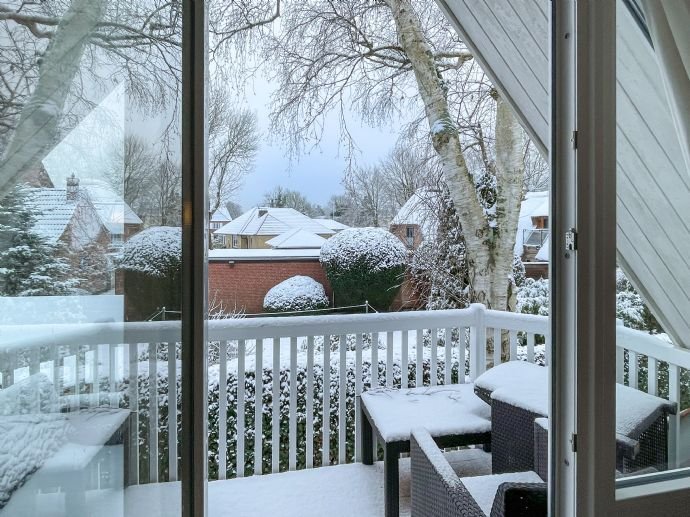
<box><xmin>1</xmin><ymin>305</ymin><xmax>688</xmax><ymax>516</ymax></box>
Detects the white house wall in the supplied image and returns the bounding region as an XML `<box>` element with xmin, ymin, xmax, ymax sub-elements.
<box><xmin>437</xmin><ymin>0</ymin><xmax>690</xmax><ymax>347</ymax></box>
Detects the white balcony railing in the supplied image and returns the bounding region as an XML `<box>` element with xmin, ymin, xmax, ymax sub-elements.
<box><xmin>0</xmin><ymin>304</ymin><xmax>687</xmax><ymax>485</ymax></box>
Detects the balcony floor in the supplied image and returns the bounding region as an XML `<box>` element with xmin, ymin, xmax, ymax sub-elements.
<box><xmin>125</xmin><ymin>448</ymin><xmax>492</xmax><ymax>517</ymax></box>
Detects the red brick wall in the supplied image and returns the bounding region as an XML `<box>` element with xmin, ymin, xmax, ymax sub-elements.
<box><xmin>208</xmin><ymin>260</ymin><xmax>332</xmax><ymax>314</ymax></box>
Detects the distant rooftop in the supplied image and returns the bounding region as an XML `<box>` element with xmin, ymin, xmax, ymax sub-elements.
<box><xmin>26</xmin><ymin>188</ymin><xmax>80</xmax><ymax>243</ymax></box>
<box><xmin>82</xmin><ymin>180</ymin><xmax>142</xmax><ymax>235</ymax></box>
<box><xmin>315</xmin><ymin>218</ymin><xmax>350</xmax><ymax>232</ymax></box>
<box><xmin>515</xmin><ymin>191</ymin><xmax>549</xmax><ymax>256</ymax></box>
<box><xmin>211</xmin><ymin>206</ymin><xmax>233</xmax><ymax>223</ymax></box>
<box><xmin>214</xmin><ymin>207</ymin><xmax>335</xmax><ymax>236</ymax></box>
<box><xmin>266</xmin><ymin>228</ymin><xmax>327</xmax><ymax>249</ymax></box>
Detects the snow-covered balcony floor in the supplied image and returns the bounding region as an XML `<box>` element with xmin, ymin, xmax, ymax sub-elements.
<box><xmin>125</xmin><ymin>449</ymin><xmax>491</xmax><ymax>517</ymax></box>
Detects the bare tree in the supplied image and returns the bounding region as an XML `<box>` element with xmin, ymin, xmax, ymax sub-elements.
<box><xmin>105</xmin><ymin>135</ymin><xmax>156</xmax><ymax>214</ymax></box>
<box><xmin>380</xmin><ymin>144</ymin><xmax>441</xmax><ymax>209</ymax></box>
<box><xmin>241</xmin><ymin>0</ymin><xmax>526</xmax><ymax>311</ymax></box>
<box><xmin>262</xmin><ymin>186</ymin><xmax>319</xmax><ymax>216</ymax></box>
<box><xmin>343</xmin><ymin>164</ymin><xmax>394</xmax><ymax>227</ymax></box>
<box><xmin>0</xmin><ymin>0</ymin><xmax>182</xmax><ymax>197</ymax></box>
<box><xmin>208</xmin><ymin>86</ymin><xmax>259</xmax><ymax>215</ymax></box>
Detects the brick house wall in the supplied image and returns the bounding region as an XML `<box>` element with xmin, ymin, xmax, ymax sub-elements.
<box><xmin>389</xmin><ymin>223</ymin><xmax>424</xmax><ymax>250</ymax></box>
<box><xmin>209</xmin><ymin>259</ymin><xmax>332</xmax><ymax>314</ymax></box>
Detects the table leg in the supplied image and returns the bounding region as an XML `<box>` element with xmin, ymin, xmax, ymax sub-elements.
<box><xmin>361</xmin><ymin>403</ymin><xmax>374</xmax><ymax>465</ymax></box>
<box><xmin>384</xmin><ymin>443</ymin><xmax>399</xmax><ymax>517</ymax></box>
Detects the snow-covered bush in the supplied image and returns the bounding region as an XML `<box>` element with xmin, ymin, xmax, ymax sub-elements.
<box><xmin>119</xmin><ymin>226</ymin><xmax>181</xmax><ymax>277</ymax></box>
<box><xmin>615</xmin><ymin>269</ymin><xmax>660</xmax><ymax>332</ymax></box>
<box><xmin>320</xmin><ymin>227</ymin><xmax>407</xmax><ymax>311</ymax></box>
<box><xmin>118</xmin><ymin>227</ymin><xmax>182</xmax><ymax>321</ymax></box>
<box><xmin>263</xmin><ymin>276</ymin><xmax>329</xmax><ymax>313</ymax></box>
<box><xmin>516</xmin><ymin>278</ymin><xmax>549</xmax><ymax>316</ymax></box>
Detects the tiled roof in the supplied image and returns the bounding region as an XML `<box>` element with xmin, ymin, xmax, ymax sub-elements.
<box><xmin>26</xmin><ymin>188</ymin><xmax>78</xmax><ymax>243</ymax></box>
<box><xmin>215</xmin><ymin>207</ymin><xmax>335</xmax><ymax>236</ymax></box>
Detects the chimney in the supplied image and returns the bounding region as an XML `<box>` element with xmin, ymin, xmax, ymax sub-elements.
<box><xmin>258</xmin><ymin>207</ymin><xmax>269</xmax><ymax>217</ymax></box>
<box><xmin>66</xmin><ymin>174</ymin><xmax>79</xmax><ymax>202</ymax></box>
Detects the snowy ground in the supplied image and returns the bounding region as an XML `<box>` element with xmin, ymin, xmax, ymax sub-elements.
<box><xmin>14</xmin><ymin>449</ymin><xmax>491</xmax><ymax>517</ymax></box>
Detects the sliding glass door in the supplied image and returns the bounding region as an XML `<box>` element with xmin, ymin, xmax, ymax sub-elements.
<box><xmin>0</xmin><ymin>0</ymin><xmax>188</xmax><ymax>514</ymax></box>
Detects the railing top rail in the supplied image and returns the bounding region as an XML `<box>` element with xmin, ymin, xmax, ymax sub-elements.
<box><xmin>616</xmin><ymin>325</ymin><xmax>690</xmax><ymax>370</ymax></box>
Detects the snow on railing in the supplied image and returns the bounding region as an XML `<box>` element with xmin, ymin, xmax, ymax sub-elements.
<box><xmin>0</xmin><ymin>305</ymin><xmax>685</xmax><ymax>483</ymax></box>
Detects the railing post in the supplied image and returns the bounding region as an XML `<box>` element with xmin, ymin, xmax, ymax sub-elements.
<box><xmin>668</xmin><ymin>364</ymin><xmax>681</xmax><ymax>469</ymax></box>
<box><xmin>469</xmin><ymin>304</ymin><xmax>486</xmax><ymax>381</ymax></box>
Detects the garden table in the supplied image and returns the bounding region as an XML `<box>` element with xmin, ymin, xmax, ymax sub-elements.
<box><xmin>359</xmin><ymin>384</ymin><xmax>491</xmax><ymax>517</ymax></box>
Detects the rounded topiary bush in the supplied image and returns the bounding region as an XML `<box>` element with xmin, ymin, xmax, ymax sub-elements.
<box><xmin>320</xmin><ymin>227</ymin><xmax>407</xmax><ymax>311</ymax></box>
<box><xmin>263</xmin><ymin>275</ymin><xmax>329</xmax><ymax>313</ymax></box>
<box><xmin>119</xmin><ymin>226</ymin><xmax>182</xmax><ymax>321</ymax></box>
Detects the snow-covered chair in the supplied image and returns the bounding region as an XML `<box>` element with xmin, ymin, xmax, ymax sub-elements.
<box><xmin>410</xmin><ymin>427</ymin><xmax>546</xmax><ymax>517</ymax></box>
<box><xmin>0</xmin><ymin>373</ymin><xmax>130</xmax><ymax>515</ymax></box>
<box><xmin>474</xmin><ymin>361</ymin><xmax>677</xmax><ymax>475</ymax></box>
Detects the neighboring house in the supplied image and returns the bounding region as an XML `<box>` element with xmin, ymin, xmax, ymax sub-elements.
<box><xmin>389</xmin><ymin>188</ymin><xmax>440</xmax><ymax>250</ymax></box>
<box><xmin>214</xmin><ymin>207</ymin><xmax>336</xmax><ymax>249</ymax></box>
<box><xmin>210</xmin><ymin>206</ymin><xmax>233</xmax><ymax>232</ymax></box>
<box><xmin>26</xmin><ymin>175</ymin><xmax>112</xmax><ymax>293</ymax></box>
<box><xmin>210</xmin><ymin>206</ymin><xmax>233</xmax><ymax>246</ymax></box>
<box><xmin>514</xmin><ymin>191</ymin><xmax>549</xmax><ymax>279</ymax></box>
<box><xmin>208</xmin><ymin>230</ymin><xmax>331</xmax><ymax>313</ymax></box>
<box><xmin>81</xmin><ymin>180</ymin><xmax>143</xmax><ymax>250</ymax></box>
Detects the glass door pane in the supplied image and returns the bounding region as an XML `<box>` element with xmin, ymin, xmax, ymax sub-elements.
<box><xmin>0</xmin><ymin>0</ymin><xmax>183</xmax><ymax>514</ymax></box>
<box><xmin>206</xmin><ymin>1</ymin><xmax>551</xmax><ymax>515</ymax></box>
<box><xmin>614</xmin><ymin>0</ymin><xmax>690</xmax><ymax>494</ymax></box>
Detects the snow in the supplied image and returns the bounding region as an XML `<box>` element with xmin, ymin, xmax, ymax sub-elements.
<box><xmin>616</xmin><ymin>384</ymin><xmax>677</xmax><ymax>438</ymax></box>
<box><xmin>210</xmin><ymin>206</ymin><xmax>232</xmax><ymax>223</ymax></box>
<box><xmin>118</xmin><ymin>449</ymin><xmax>491</xmax><ymax>517</ymax></box>
<box><xmin>535</xmin><ymin>236</ymin><xmax>550</xmax><ymax>261</ymax></box>
<box><xmin>361</xmin><ymin>384</ymin><xmax>491</xmax><ymax>442</ymax></box>
<box><xmin>214</xmin><ymin>207</ymin><xmax>334</xmax><ymax>236</ymax></box>
<box><xmin>0</xmin><ymin>414</ymin><xmax>71</xmax><ymax>509</ymax></box>
<box><xmin>119</xmin><ymin>226</ymin><xmax>181</xmax><ymax>277</ymax></box>
<box><xmin>208</xmin><ymin>248</ymin><xmax>321</xmax><ymax>261</ymax></box>
<box><xmin>320</xmin><ymin>227</ymin><xmax>407</xmax><ymax>273</ymax></box>
<box><xmin>81</xmin><ymin>180</ymin><xmax>142</xmax><ymax>235</ymax></box>
<box><xmin>0</xmin><ymin>373</ymin><xmax>59</xmax><ymax>415</ymax></box>
<box><xmin>25</xmin><ymin>188</ymin><xmax>80</xmax><ymax>244</ymax></box>
<box><xmin>314</xmin><ymin>218</ymin><xmax>350</xmax><ymax>232</ymax></box>
<box><xmin>461</xmin><ymin>471</ymin><xmax>543</xmax><ymax>515</ymax></box>
<box><xmin>475</xmin><ymin>361</ymin><xmax>548</xmax><ymax>415</ymax></box>
<box><xmin>263</xmin><ymin>275</ymin><xmax>329</xmax><ymax>312</ymax></box>
<box><xmin>265</xmin><ymin>228</ymin><xmax>326</xmax><ymax>249</ymax></box>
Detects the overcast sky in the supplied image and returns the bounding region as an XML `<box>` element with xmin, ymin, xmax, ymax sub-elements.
<box><xmin>232</xmin><ymin>73</ymin><xmax>407</xmax><ymax>210</ymax></box>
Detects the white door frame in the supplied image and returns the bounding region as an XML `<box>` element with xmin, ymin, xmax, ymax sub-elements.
<box><xmin>553</xmin><ymin>1</ymin><xmax>690</xmax><ymax>515</ymax></box>
<box><xmin>550</xmin><ymin>1</ymin><xmax>617</xmax><ymax>516</ymax></box>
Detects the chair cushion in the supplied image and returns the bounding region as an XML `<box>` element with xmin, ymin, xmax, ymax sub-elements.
<box><xmin>460</xmin><ymin>471</ymin><xmax>542</xmax><ymax>516</ymax></box>
<box><xmin>362</xmin><ymin>385</ymin><xmax>491</xmax><ymax>442</ymax></box>
<box><xmin>0</xmin><ymin>413</ymin><xmax>71</xmax><ymax>508</ymax></box>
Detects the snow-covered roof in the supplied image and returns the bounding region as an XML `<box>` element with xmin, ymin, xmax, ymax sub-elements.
<box><xmin>266</xmin><ymin>228</ymin><xmax>327</xmax><ymax>249</ymax></box>
<box><xmin>211</xmin><ymin>206</ymin><xmax>233</xmax><ymax>223</ymax></box>
<box><xmin>514</xmin><ymin>191</ymin><xmax>549</xmax><ymax>256</ymax></box>
<box><xmin>208</xmin><ymin>248</ymin><xmax>321</xmax><ymax>261</ymax></box>
<box><xmin>81</xmin><ymin>181</ymin><xmax>142</xmax><ymax>235</ymax></box>
<box><xmin>315</xmin><ymin>218</ymin><xmax>350</xmax><ymax>232</ymax></box>
<box><xmin>215</xmin><ymin>207</ymin><xmax>335</xmax><ymax>236</ymax></box>
<box><xmin>26</xmin><ymin>188</ymin><xmax>80</xmax><ymax>243</ymax></box>
<box><xmin>391</xmin><ymin>188</ymin><xmax>440</xmax><ymax>239</ymax></box>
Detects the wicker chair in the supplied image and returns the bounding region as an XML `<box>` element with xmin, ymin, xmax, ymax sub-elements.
<box><xmin>410</xmin><ymin>428</ymin><xmax>546</xmax><ymax>517</ymax></box>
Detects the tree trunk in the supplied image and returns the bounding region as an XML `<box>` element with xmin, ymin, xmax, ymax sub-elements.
<box><xmin>385</xmin><ymin>0</ymin><xmax>527</xmax><ymax>314</ymax></box>
<box><xmin>0</xmin><ymin>0</ymin><xmax>105</xmax><ymax>199</ymax></box>
<box><xmin>383</xmin><ymin>0</ymin><xmax>494</xmax><ymax>301</ymax></box>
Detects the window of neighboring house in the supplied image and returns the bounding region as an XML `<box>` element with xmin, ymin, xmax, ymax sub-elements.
<box><xmin>232</xmin><ymin>235</ymin><xmax>240</xmax><ymax>248</ymax></box>
<box><xmin>406</xmin><ymin>226</ymin><xmax>415</xmax><ymax>248</ymax></box>
<box><xmin>111</xmin><ymin>233</ymin><xmax>123</xmax><ymax>246</ymax></box>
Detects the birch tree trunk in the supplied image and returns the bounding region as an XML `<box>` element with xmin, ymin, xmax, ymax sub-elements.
<box><xmin>384</xmin><ymin>0</ymin><xmax>525</xmax><ymax>313</ymax></box>
<box><xmin>0</xmin><ymin>0</ymin><xmax>104</xmax><ymax>199</ymax></box>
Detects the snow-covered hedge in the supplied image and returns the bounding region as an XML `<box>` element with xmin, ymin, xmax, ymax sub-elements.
<box><xmin>320</xmin><ymin>227</ymin><xmax>407</xmax><ymax>311</ymax></box>
<box><xmin>119</xmin><ymin>226</ymin><xmax>181</xmax><ymax>278</ymax></box>
<box><xmin>263</xmin><ymin>276</ymin><xmax>329</xmax><ymax>313</ymax></box>
<box><xmin>516</xmin><ymin>278</ymin><xmax>549</xmax><ymax>316</ymax></box>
